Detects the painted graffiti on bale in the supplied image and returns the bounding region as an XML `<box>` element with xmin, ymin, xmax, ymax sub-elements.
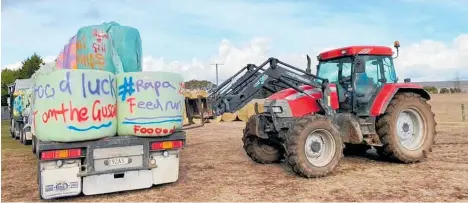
<box><xmin>33</xmin><ymin>70</ymin><xmax>117</xmax><ymax>142</ymax></box>
<box><xmin>116</xmin><ymin>72</ymin><xmax>184</xmax><ymax>136</ymax></box>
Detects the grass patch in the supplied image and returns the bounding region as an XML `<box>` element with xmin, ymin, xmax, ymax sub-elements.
<box><xmin>2</xmin><ymin>120</ymin><xmax>30</xmax><ymax>151</ymax></box>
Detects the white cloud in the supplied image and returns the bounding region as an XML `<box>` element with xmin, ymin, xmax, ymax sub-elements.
<box><xmin>143</xmin><ymin>34</ymin><xmax>468</xmax><ymax>83</ymax></box>
<box><xmin>394</xmin><ymin>34</ymin><xmax>468</xmax><ymax>81</ymax></box>
<box><xmin>3</xmin><ymin>35</ymin><xmax>467</xmax><ymax>83</ymax></box>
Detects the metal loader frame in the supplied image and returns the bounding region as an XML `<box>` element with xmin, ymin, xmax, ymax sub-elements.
<box><xmin>209</xmin><ymin>56</ymin><xmax>335</xmax><ymax>122</ymax></box>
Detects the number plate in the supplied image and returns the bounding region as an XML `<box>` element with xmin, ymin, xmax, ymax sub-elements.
<box><xmin>108</xmin><ymin>157</ymin><xmax>129</xmax><ymax>166</ymax></box>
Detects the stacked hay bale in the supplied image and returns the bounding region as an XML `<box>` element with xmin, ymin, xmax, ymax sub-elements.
<box><xmin>217</xmin><ymin>99</ymin><xmax>265</xmax><ymax>122</ymax></box>
<box><xmin>182</xmin><ymin>89</ymin><xmax>210</xmax><ymax>126</ymax></box>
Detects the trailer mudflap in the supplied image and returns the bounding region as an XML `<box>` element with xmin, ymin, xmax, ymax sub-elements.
<box><xmin>40</xmin><ymin>160</ymin><xmax>81</xmax><ymax>200</ymax></box>
<box><xmin>150</xmin><ymin>150</ymin><xmax>180</xmax><ymax>185</ymax></box>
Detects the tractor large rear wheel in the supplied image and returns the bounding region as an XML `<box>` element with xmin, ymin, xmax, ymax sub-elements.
<box><xmin>285</xmin><ymin>115</ymin><xmax>343</xmax><ymax>178</ymax></box>
<box><xmin>242</xmin><ymin>122</ymin><xmax>284</xmax><ymax>164</ymax></box>
<box><xmin>376</xmin><ymin>92</ymin><xmax>436</xmax><ymax>163</ymax></box>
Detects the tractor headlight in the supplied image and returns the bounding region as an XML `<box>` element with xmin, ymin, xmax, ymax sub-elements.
<box><xmin>270</xmin><ymin>106</ymin><xmax>283</xmax><ymax>113</ymax></box>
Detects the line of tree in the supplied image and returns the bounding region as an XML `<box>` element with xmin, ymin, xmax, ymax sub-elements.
<box><xmin>184</xmin><ymin>79</ymin><xmax>217</xmax><ymax>92</ymax></box>
<box><xmin>423</xmin><ymin>86</ymin><xmax>462</xmax><ymax>94</ymax></box>
<box><xmin>1</xmin><ymin>53</ymin><xmax>44</xmax><ymax>106</ymax></box>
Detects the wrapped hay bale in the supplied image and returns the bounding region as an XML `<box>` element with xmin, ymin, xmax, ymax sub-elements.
<box><xmin>237</xmin><ymin>99</ymin><xmax>265</xmax><ymax>122</ymax></box>
<box><xmin>33</xmin><ymin>69</ymin><xmax>117</xmax><ymax>142</ymax></box>
<box><xmin>117</xmin><ymin>71</ymin><xmax>184</xmax><ymax>137</ymax></box>
<box><xmin>247</xmin><ymin>99</ymin><xmax>265</xmax><ymax>119</ymax></box>
<box><xmin>237</xmin><ymin>103</ymin><xmax>251</xmax><ymax>122</ymax></box>
<box><xmin>221</xmin><ymin>112</ymin><xmax>238</xmax><ymax>122</ymax></box>
<box><xmin>55</xmin><ymin>21</ymin><xmax>142</xmax><ymax>74</ymax></box>
<box><xmin>182</xmin><ymin>100</ymin><xmax>190</xmax><ymax>126</ymax></box>
<box><xmin>214</xmin><ymin>115</ymin><xmax>223</xmax><ymax>122</ymax></box>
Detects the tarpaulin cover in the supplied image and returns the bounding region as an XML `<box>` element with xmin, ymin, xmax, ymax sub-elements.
<box><xmin>55</xmin><ymin>21</ymin><xmax>142</xmax><ymax>74</ymax></box>
<box><xmin>32</xmin><ymin>69</ymin><xmax>117</xmax><ymax>142</ymax></box>
<box><xmin>116</xmin><ymin>72</ymin><xmax>185</xmax><ymax>137</ymax></box>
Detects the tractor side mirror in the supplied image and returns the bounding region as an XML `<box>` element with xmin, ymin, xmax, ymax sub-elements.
<box><xmin>354</xmin><ymin>59</ymin><xmax>366</xmax><ymax>73</ymax></box>
<box><xmin>404</xmin><ymin>78</ymin><xmax>411</xmax><ymax>83</ymax></box>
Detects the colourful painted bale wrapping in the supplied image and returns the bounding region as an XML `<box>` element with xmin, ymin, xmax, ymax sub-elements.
<box><xmin>54</xmin><ymin>21</ymin><xmax>142</xmax><ymax>74</ymax></box>
<box><xmin>32</xmin><ymin>69</ymin><xmax>117</xmax><ymax>142</ymax></box>
<box><xmin>116</xmin><ymin>72</ymin><xmax>185</xmax><ymax>137</ymax></box>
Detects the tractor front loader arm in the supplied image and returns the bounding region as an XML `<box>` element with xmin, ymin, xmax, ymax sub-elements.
<box><xmin>209</xmin><ymin>57</ymin><xmax>334</xmax><ymax>117</ymax></box>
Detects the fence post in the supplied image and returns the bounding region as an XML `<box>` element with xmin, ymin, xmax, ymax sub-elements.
<box><xmin>462</xmin><ymin>104</ymin><xmax>466</xmax><ymax>122</ymax></box>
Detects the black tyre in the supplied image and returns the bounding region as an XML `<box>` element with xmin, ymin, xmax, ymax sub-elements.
<box><xmin>32</xmin><ymin>136</ymin><xmax>37</xmax><ymax>154</ymax></box>
<box><xmin>10</xmin><ymin>119</ymin><xmax>15</xmax><ymax>138</ymax></box>
<box><xmin>19</xmin><ymin>128</ymin><xmax>24</xmax><ymax>144</ymax></box>
<box><xmin>242</xmin><ymin>122</ymin><xmax>283</xmax><ymax>164</ymax></box>
<box><xmin>376</xmin><ymin>92</ymin><xmax>436</xmax><ymax>163</ymax></box>
<box><xmin>285</xmin><ymin>115</ymin><xmax>343</xmax><ymax>178</ymax></box>
<box><xmin>343</xmin><ymin>143</ymin><xmax>371</xmax><ymax>156</ymax></box>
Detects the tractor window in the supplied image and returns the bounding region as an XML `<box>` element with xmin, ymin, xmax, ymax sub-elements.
<box><xmin>382</xmin><ymin>57</ymin><xmax>397</xmax><ymax>83</ymax></box>
<box><xmin>363</xmin><ymin>58</ymin><xmax>380</xmax><ymax>85</ymax></box>
<box><xmin>317</xmin><ymin>57</ymin><xmax>353</xmax><ymax>83</ymax></box>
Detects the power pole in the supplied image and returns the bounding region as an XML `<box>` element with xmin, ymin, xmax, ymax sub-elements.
<box><xmin>210</xmin><ymin>63</ymin><xmax>224</xmax><ymax>88</ymax></box>
<box><xmin>454</xmin><ymin>72</ymin><xmax>461</xmax><ymax>91</ymax></box>
<box><xmin>210</xmin><ymin>63</ymin><xmax>223</xmax><ymax>101</ymax></box>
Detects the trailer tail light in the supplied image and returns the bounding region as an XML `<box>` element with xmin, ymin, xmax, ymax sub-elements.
<box><xmin>151</xmin><ymin>140</ymin><xmax>184</xmax><ymax>151</ymax></box>
<box><xmin>41</xmin><ymin>148</ymin><xmax>82</xmax><ymax>160</ymax></box>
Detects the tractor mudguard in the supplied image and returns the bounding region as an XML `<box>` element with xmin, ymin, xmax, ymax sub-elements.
<box><xmin>370</xmin><ymin>83</ymin><xmax>430</xmax><ymax>116</ymax></box>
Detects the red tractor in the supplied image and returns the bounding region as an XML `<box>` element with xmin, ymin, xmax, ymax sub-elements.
<box><xmin>210</xmin><ymin>41</ymin><xmax>436</xmax><ymax>178</ymax></box>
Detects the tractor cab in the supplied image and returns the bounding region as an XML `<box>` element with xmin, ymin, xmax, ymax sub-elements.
<box><xmin>316</xmin><ymin>42</ymin><xmax>400</xmax><ymax>115</ymax></box>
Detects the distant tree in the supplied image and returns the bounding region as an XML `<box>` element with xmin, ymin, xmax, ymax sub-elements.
<box><xmin>449</xmin><ymin>88</ymin><xmax>454</xmax><ymax>93</ymax></box>
<box><xmin>184</xmin><ymin>80</ymin><xmax>217</xmax><ymax>91</ymax></box>
<box><xmin>1</xmin><ymin>69</ymin><xmax>20</xmax><ymax>106</ymax></box>
<box><xmin>1</xmin><ymin>53</ymin><xmax>45</xmax><ymax>106</ymax></box>
<box><xmin>17</xmin><ymin>53</ymin><xmax>44</xmax><ymax>79</ymax></box>
<box><xmin>453</xmin><ymin>87</ymin><xmax>462</xmax><ymax>93</ymax></box>
<box><xmin>423</xmin><ymin>86</ymin><xmax>438</xmax><ymax>94</ymax></box>
<box><xmin>440</xmin><ymin>88</ymin><xmax>450</xmax><ymax>94</ymax></box>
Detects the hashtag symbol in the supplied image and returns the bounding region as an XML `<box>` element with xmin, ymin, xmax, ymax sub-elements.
<box><xmin>118</xmin><ymin>76</ymin><xmax>136</xmax><ymax>102</ymax></box>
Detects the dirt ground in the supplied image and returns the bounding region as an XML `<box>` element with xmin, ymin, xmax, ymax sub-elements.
<box><xmin>2</xmin><ymin>93</ymin><xmax>468</xmax><ymax>202</ymax></box>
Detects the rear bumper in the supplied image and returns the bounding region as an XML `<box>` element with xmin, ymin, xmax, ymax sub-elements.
<box><xmin>38</xmin><ymin>133</ymin><xmax>186</xmax><ymax>199</ymax></box>
<box><xmin>40</xmin><ymin>149</ymin><xmax>182</xmax><ymax>199</ymax></box>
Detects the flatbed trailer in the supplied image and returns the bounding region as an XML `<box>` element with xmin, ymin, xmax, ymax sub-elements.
<box><xmin>34</xmin><ymin>132</ymin><xmax>186</xmax><ymax>200</ymax></box>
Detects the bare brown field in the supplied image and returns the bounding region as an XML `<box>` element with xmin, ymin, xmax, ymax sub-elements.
<box><xmin>2</xmin><ymin>93</ymin><xmax>468</xmax><ymax>202</ymax></box>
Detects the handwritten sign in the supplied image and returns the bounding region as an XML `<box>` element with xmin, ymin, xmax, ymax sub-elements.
<box><xmin>54</xmin><ymin>21</ymin><xmax>143</xmax><ymax>74</ymax></box>
<box><xmin>33</xmin><ymin>69</ymin><xmax>117</xmax><ymax>142</ymax></box>
<box><xmin>116</xmin><ymin>72</ymin><xmax>184</xmax><ymax>137</ymax></box>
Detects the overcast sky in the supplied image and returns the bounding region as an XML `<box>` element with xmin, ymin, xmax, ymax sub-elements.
<box><xmin>2</xmin><ymin>0</ymin><xmax>468</xmax><ymax>82</ymax></box>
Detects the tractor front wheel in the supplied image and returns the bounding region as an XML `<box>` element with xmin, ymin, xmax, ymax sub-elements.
<box><xmin>285</xmin><ymin>115</ymin><xmax>343</xmax><ymax>178</ymax></box>
<box><xmin>242</xmin><ymin>122</ymin><xmax>284</xmax><ymax>164</ymax></box>
<box><xmin>376</xmin><ymin>92</ymin><xmax>436</xmax><ymax>163</ymax></box>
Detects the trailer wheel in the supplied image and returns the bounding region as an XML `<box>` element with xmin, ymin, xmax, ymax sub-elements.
<box><xmin>285</xmin><ymin>115</ymin><xmax>343</xmax><ymax>178</ymax></box>
<box><xmin>376</xmin><ymin>92</ymin><xmax>436</xmax><ymax>163</ymax></box>
<box><xmin>242</xmin><ymin>122</ymin><xmax>283</xmax><ymax>164</ymax></box>
<box><xmin>10</xmin><ymin>119</ymin><xmax>15</xmax><ymax>138</ymax></box>
<box><xmin>19</xmin><ymin>128</ymin><xmax>24</xmax><ymax>144</ymax></box>
<box><xmin>32</xmin><ymin>136</ymin><xmax>37</xmax><ymax>154</ymax></box>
